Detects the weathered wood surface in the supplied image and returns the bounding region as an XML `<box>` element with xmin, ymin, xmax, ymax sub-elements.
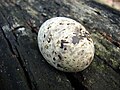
<box><xmin>0</xmin><ymin>0</ymin><xmax>120</xmax><ymax>90</ymax></box>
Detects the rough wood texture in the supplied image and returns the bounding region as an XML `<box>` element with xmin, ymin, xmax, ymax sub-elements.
<box><xmin>0</xmin><ymin>0</ymin><xmax>120</xmax><ymax>90</ymax></box>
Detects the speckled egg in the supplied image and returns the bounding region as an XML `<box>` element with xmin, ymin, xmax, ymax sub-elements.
<box><xmin>38</xmin><ymin>17</ymin><xmax>94</xmax><ymax>72</ymax></box>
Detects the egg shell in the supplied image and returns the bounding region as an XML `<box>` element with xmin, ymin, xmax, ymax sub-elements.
<box><xmin>38</xmin><ymin>17</ymin><xmax>94</xmax><ymax>72</ymax></box>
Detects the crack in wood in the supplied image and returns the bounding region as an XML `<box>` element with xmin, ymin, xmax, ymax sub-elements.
<box><xmin>0</xmin><ymin>27</ymin><xmax>35</xmax><ymax>90</ymax></box>
<box><xmin>0</xmin><ymin>27</ymin><xmax>16</xmax><ymax>55</ymax></box>
<box><xmin>96</xmin><ymin>55</ymin><xmax>120</xmax><ymax>75</ymax></box>
<box><xmin>15</xmin><ymin>47</ymin><xmax>38</xmax><ymax>90</ymax></box>
<box><xmin>0</xmin><ymin>11</ymin><xmax>37</xmax><ymax>90</ymax></box>
<box><xmin>65</xmin><ymin>73</ymin><xmax>88</xmax><ymax>90</ymax></box>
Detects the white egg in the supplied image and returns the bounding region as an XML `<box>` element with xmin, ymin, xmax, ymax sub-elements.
<box><xmin>38</xmin><ymin>17</ymin><xmax>94</xmax><ymax>72</ymax></box>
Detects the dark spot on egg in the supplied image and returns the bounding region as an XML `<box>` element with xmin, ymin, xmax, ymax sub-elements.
<box><xmin>47</xmin><ymin>54</ymin><xmax>51</xmax><ymax>57</ymax></box>
<box><xmin>60</xmin><ymin>40</ymin><xmax>69</xmax><ymax>49</ymax></box>
<box><xmin>81</xmin><ymin>50</ymin><xmax>84</xmax><ymax>53</ymax></box>
<box><xmin>72</xmin><ymin>36</ymin><xmax>80</xmax><ymax>45</ymax></box>
<box><xmin>58</xmin><ymin>55</ymin><xmax>62</xmax><ymax>60</ymax></box>
<box><xmin>67</xmin><ymin>23</ymin><xmax>70</xmax><ymax>25</ymax></box>
<box><xmin>47</xmin><ymin>38</ymin><xmax>51</xmax><ymax>43</ymax></box>
<box><xmin>55</xmin><ymin>52</ymin><xmax>57</xmax><ymax>55</ymax></box>
<box><xmin>64</xmin><ymin>57</ymin><xmax>67</xmax><ymax>58</ymax></box>
<box><xmin>57</xmin><ymin>40</ymin><xmax>60</xmax><ymax>44</ymax></box>
<box><xmin>65</xmin><ymin>68</ymin><xmax>68</xmax><ymax>71</ymax></box>
<box><xmin>53</xmin><ymin>57</ymin><xmax>56</xmax><ymax>61</ymax></box>
<box><xmin>59</xmin><ymin>23</ymin><xmax>63</xmax><ymax>25</ymax></box>
<box><xmin>44</xmin><ymin>34</ymin><xmax>46</xmax><ymax>38</ymax></box>
<box><xmin>50</xmin><ymin>34</ymin><xmax>52</xmax><ymax>36</ymax></box>
<box><xmin>87</xmin><ymin>38</ymin><xmax>92</xmax><ymax>42</ymax></box>
<box><xmin>52</xmin><ymin>51</ymin><xmax>54</xmax><ymax>54</ymax></box>
<box><xmin>44</xmin><ymin>45</ymin><xmax>48</xmax><ymax>49</ymax></box>
<box><xmin>47</xmin><ymin>26</ymin><xmax>51</xmax><ymax>29</ymax></box>
<box><xmin>57</xmin><ymin>64</ymin><xmax>63</xmax><ymax>68</ymax></box>
<box><xmin>73</xmin><ymin>32</ymin><xmax>77</xmax><ymax>35</ymax></box>
<box><xmin>86</xmin><ymin>62</ymin><xmax>89</xmax><ymax>66</ymax></box>
<box><xmin>64</xmin><ymin>47</ymin><xmax>67</xmax><ymax>50</ymax></box>
<box><xmin>82</xmin><ymin>30</ymin><xmax>85</xmax><ymax>33</ymax></box>
<box><xmin>89</xmin><ymin>56</ymin><xmax>92</xmax><ymax>61</ymax></box>
<box><xmin>88</xmin><ymin>42</ymin><xmax>91</xmax><ymax>44</ymax></box>
<box><xmin>65</xmin><ymin>36</ymin><xmax>68</xmax><ymax>39</ymax></box>
<box><xmin>53</xmin><ymin>62</ymin><xmax>56</xmax><ymax>65</ymax></box>
<box><xmin>63</xmin><ymin>29</ymin><xmax>65</xmax><ymax>31</ymax></box>
<box><xmin>78</xmin><ymin>34</ymin><xmax>85</xmax><ymax>39</ymax></box>
<box><xmin>85</xmin><ymin>32</ymin><xmax>89</xmax><ymax>35</ymax></box>
<box><xmin>73</xmin><ymin>59</ymin><xmax>75</xmax><ymax>61</ymax></box>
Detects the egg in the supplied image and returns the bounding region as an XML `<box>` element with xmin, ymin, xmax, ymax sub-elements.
<box><xmin>38</xmin><ymin>17</ymin><xmax>94</xmax><ymax>72</ymax></box>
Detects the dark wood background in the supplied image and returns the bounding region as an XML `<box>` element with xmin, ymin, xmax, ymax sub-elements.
<box><xmin>0</xmin><ymin>0</ymin><xmax>120</xmax><ymax>90</ymax></box>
